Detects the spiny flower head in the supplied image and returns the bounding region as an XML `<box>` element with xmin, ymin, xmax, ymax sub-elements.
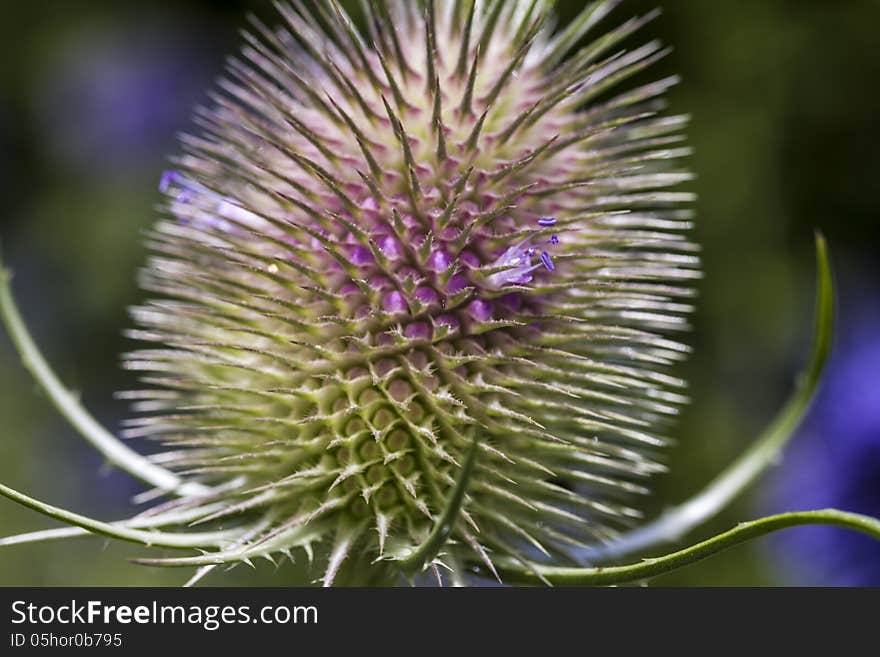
<box><xmin>120</xmin><ymin>0</ymin><xmax>698</xmax><ymax>584</ymax></box>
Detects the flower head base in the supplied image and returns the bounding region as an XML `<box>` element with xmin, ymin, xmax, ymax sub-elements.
<box><xmin>115</xmin><ymin>0</ymin><xmax>698</xmax><ymax>584</ymax></box>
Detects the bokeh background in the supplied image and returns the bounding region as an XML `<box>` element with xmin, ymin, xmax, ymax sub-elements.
<box><xmin>0</xmin><ymin>0</ymin><xmax>878</xmax><ymax>586</ymax></box>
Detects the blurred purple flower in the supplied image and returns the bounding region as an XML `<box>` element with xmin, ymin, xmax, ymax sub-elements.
<box><xmin>38</xmin><ymin>21</ymin><xmax>217</xmax><ymax>175</ymax></box>
<box><xmin>763</xmin><ymin>291</ymin><xmax>880</xmax><ymax>585</ymax></box>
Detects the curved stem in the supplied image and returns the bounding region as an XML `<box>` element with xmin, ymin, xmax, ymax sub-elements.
<box><xmin>0</xmin><ymin>501</ymin><xmax>229</xmax><ymax>547</ymax></box>
<box><xmin>0</xmin><ymin>264</ymin><xmax>207</xmax><ymax>497</ymax></box>
<box><xmin>493</xmin><ymin>509</ymin><xmax>880</xmax><ymax>586</ymax></box>
<box><xmin>579</xmin><ymin>233</ymin><xmax>834</xmax><ymax>562</ymax></box>
<box><xmin>395</xmin><ymin>435</ymin><xmax>479</xmax><ymax>573</ymax></box>
<box><xmin>0</xmin><ymin>482</ymin><xmax>236</xmax><ymax>549</ymax></box>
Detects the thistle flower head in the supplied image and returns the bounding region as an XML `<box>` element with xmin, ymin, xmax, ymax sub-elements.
<box><xmin>119</xmin><ymin>0</ymin><xmax>697</xmax><ymax>584</ymax></box>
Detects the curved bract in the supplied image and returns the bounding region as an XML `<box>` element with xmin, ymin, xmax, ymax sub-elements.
<box><xmin>493</xmin><ymin>509</ymin><xmax>880</xmax><ymax>586</ymax></box>
<box><xmin>0</xmin><ymin>269</ymin><xmax>205</xmax><ymax>497</ymax></box>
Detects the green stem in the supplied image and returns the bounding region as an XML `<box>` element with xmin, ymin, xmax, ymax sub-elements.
<box><xmin>0</xmin><ymin>264</ymin><xmax>207</xmax><ymax>496</ymax></box>
<box><xmin>0</xmin><ymin>502</ymin><xmax>229</xmax><ymax>547</ymax></box>
<box><xmin>493</xmin><ymin>509</ymin><xmax>880</xmax><ymax>586</ymax></box>
<box><xmin>0</xmin><ymin>482</ymin><xmax>238</xmax><ymax>549</ymax></box>
<box><xmin>580</xmin><ymin>233</ymin><xmax>834</xmax><ymax>562</ymax></box>
<box><xmin>395</xmin><ymin>435</ymin><xmax>479</xmax><ymax>573</ymax></box>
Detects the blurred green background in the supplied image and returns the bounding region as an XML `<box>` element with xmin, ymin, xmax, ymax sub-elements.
<box><xmin>0</xmin><ymin>0</ymin><xmax>878</xmax><ymax>586</ymax></box>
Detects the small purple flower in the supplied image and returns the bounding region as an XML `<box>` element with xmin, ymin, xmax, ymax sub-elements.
<box><xmin>160</xmin><ymin>170</ymin><xmax>270</xmax><ymax>235</ymax></box>
<box><xmin>427</xmin><ymin>249</ymin><xmax>452</xmax><ymax>273</ymax></box>
<box><xmin>468</xmin><ymin>299</ymin><xmax>494</xmax><ymax>322</ymax></box>
<box><xmin>383</xmin><ymin>290</ymin><xmax>408</xmax><ymax>314</ymax></box>
<box><xmin>483</xmin><ymin>219</ymin><xmax>561</xmax><ymax>289</ymax></box>
<box><xmin>348</xmin><ymin>246</ymin><xmax>374</xmax><ymax>267</ymax></box>
<box><xmin>378</xmin><ymin>235</ymin><xmax>403</xmax><ymax>260</ymax></box>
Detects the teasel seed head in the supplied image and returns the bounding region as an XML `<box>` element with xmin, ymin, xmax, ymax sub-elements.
<box><xmin>121</xmin><ymin>0</ymin><xmax>698</xmax><ymax>584</ymax></box>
